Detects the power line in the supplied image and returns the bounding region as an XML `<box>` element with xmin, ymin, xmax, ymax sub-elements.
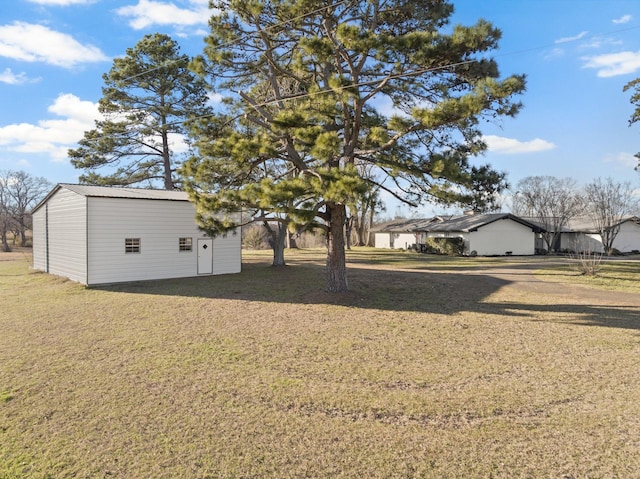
<box><xmin>79</xmin><ymin>8</ymin><xmax>640</xmax><ymax>145</ymax></box>
<box><xmin>204</xmin><ymin>22</ymin><xmax>640</xmax><ymax>122</ymax></box>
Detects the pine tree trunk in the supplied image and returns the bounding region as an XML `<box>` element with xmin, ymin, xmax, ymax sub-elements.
<box><xmin>160</xmin><ymin>114</ymin><xmax>174</xmax><ymax>190</ymax></box>
<box><xmin>326</xmin><ymin>202</ymin><xmax>348</xmax><ymax>293</ymax></box>
<box><xmin>266</xmin><ymin>221</ymin><xmax>287</xmax><ymax>267</ymax></box>
<box><xmin>272</xmin><ymin>226</ymin><xmax>286</xmax><ymax>267</ymax></box>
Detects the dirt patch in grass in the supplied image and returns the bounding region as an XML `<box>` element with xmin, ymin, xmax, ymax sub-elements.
<box><xmin>1</xmin><ymin>249</ymin><xmax>639</xmax><ymax>478</ymax></box>
<box><xmin>0</xmin><ymin>246</ymin><xmax>32</xmax><ymax>262</ymax></box>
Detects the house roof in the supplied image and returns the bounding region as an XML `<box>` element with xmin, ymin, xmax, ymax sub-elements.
<box><xmin>416</xmin><ymin>213</ymin><xmax>543</xmax><ymax>233</ymax></box>
<box><xmin>521</xmin><ymin>215</ymin><xmax>640</xmax><ymax>233</ymax></box>
<box><xmin>568</xmin><ymin>215</ymin><xmax>640</xmax><ymax>232</ymax></box>
<box><xmin>32</xmin><ymin>183</ymin><xmax>190</xmax><ymax>213</ymax></box>
<box><xmin>373</xmin><ymin>213</ymin><xmax>543</xmax><ymax>234</ymax></box>
<box><xmin>371</xmin><ymin>217</ymin><xmax>441</xmax><ymax>232</ymax></box>
<box><xmin>519</xmin><ymin>216</ymin><xmax>573</xmax><ymax>233</ymax></box>
<box><xmin>60</xmin><ymin>183</ymin><xmax>189</xmax><ymax>200</ymax></box>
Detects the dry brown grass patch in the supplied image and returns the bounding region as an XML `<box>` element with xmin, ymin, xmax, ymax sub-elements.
<box><xmin>1</xmin><ymin>249</ymin><xmax>639</xmax><ymax>478</ymax></box>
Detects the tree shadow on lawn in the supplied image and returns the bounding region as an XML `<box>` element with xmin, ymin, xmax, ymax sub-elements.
<box><xmin>98</xmin><ymin>260</ymin><xmax>640</xmax><ymax>330</ymax></box>
<box><xmin>477</xmin><ymin>301</ymin><xmax>640</xmax><ymax>331</ymax></box>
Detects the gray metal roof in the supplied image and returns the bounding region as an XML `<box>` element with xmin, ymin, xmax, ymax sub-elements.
<box><xmin>519</xmin><ymin>216</ymin><xmax>572</xmax><ymax>232</ymax></box>
<box><xmin>371</xmin><ymin>217</ymin><xmax>441</xmax><ymax>232</ymax></box>
<box><xmin>521</xmin><ymin>215</ymin><xmax>640</xmax><ymax>233</ymax></box>
<box><xmin>565</xmin><ymin>215</ymin><xmax>640</xmax><ymax>233</ymax></box>
<box><xmin>373</xmin><ymin>213</ymin><xmax>542</xmax><ymax>233</ymax></box>
<box><xmin>32</xmin><ymin>184</ymin><xmax>190</xmax><ymax>213</ymax></box>
<box><xmin>60</xmin><ymin>184</ymin><xmax>189</xmax><ymax>200</ymax></box>
<box><xmin>417</xmin><ymin>213</ymin><xmax>541</xmax><ymax>233</ymax></box>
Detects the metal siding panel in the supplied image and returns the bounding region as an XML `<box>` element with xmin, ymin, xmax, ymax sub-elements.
<box><xmin>86</xmin><ymin>198</ymin><xmax>241</xmax><ymax>284</ymax></box>
<box><xmin>44</xmin><ymin>188</ymin><xmax>87</xmax><ymax>283</ymax></box>
<box><xmin>213</xmin><ymin>229</ymin><xmax>242</xmax><ymax>275</ymax></box>
<box><xmin>31</xmin><ymin>207</ymin><xmax>47</xmax><ymax>271</ymax></box>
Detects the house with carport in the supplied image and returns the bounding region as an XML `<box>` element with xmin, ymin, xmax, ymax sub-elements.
<box><xmin>555</xmin><ymin>215</ymin><xmax>640</xmax><ymax>254</ymax></box>
<box><xmin>374</xmin><ymin>213</ymin><xmax>543</xmax><ymax>256</ymax></box>
<box><xmin>372</xmin><ymin>217</ymin><xmax>441</xmax><ymax>250</ymax></box>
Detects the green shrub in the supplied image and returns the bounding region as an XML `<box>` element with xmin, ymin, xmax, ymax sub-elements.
<box><xmin>423</xmin><ymin>237</ymin><xmax>465</xmax><ymax>256</ymax></box>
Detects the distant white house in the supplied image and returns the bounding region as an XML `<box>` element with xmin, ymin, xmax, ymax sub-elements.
<box><xmin>32</xmin><ymin>184</ymin><xmax>241</xmax><ymax>285</ymax></box>
<box><xmin>373</xmin><ymin>213</ymin><xmax>542</xmax><ymax>256</ymax></box>
<box><xmin>374</xmin><ymin>212</ymin><xmax>640</xmax><ymax>256</ymax></box>
<box><xmin>417</xmin><ymin>213</ymin><xmax>540</xmax><ymax>256</ymax></box>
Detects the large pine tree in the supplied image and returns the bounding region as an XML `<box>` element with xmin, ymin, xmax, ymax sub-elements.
<box><xmin>70</xmin><ymin>33</ymin><xmax>213</xmax><ymax>190</ymax></box>
<box><xmin>184</xmin><ymin>0</ymin><xmax>526</xmax><ymax>292</ymax></box>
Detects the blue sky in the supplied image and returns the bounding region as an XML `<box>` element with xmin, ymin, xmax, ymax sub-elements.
<box><xmin>1</xmin><ymin>0</ymin><xmax>640</xmax><ymax>215</ymax></box>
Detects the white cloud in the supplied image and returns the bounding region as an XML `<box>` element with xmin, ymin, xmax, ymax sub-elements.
<box><xmin>0</xmin><ymin>94</ymin><xmax>191</xmax><ymax>163</ymax></box>
<box><xmin>0</xmin><ymin>22</ymin><xmax>108</xmax><ymax>68</ymax></box>
<box><xmin>176</xmin><ymin>27</ymin><xmax>209</xmax><ymax>39</ymax></box>
<box><xmin>613</xmin><ymin>14</ymin><xmax>632</xmax><ymax>24</ymax></box>
<box><xmin>0</xmin><ymin>94</ymin><xmax>100</xmax><ymax>162</ymax></box>
<box><xmin>168</xmin><ymin>132</ymin><xmax>189</xmax><ymax>154</ymax></box>
<box><xmin>116</xmin><ymin>0</ymin><xmax>212</xmax><ymax>30</ymax></box>
<box><xmin>49</xmin><ymin>93</ymin><xmax>101</xmax><ymax>124</ymax></box>
<box><xmin>604</xmin><ymin>152</ymin><xmax>638</xmax><ymax>169</ymax></box>
<box><xmin>583</xmin><ymin>50</ymin><xmax>640</xmax><ymax>77</ymax></box>
<box><xmin>484</xmin><ymin>135</ymin><xmax>556</xmax><ymax>154</ymax></box>
<box><xmin>543</xmin><ymin>47</ymin><xmax>565</xmax><ymax>61</ymax></box>
<box><xmin>207</xmin><ymin>92</ymin><xmax>223</xmax><ymax>106</ymax></box>
<box><xmin>0</xmin><ymin>68</ymin><xmax>39</xmax><ymax>85</ymax></box>
<box><xmin>579</xmin><ymin>36</ymin><xmax>623</xmax><ymax>50</ymax></box>
<box><xmin>555</xmin><ymin>31</ymin><xmax>589</xmax><ymax>44</ymax></box>
<box><xmin>26</xmin><ymin>0</ymin><xmax>93</xmax><ymax>4</ymax></box>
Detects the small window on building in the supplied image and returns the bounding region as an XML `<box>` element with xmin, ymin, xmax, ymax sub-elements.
<box><xmin>125</xmin><ymin>238</ymin><xmax>141</xmax><ymax>253</ymax></box>
<box><xmin>179</xmin><ymin>237</ymin><xmax>192</xmax><ymax>252</ymax></box>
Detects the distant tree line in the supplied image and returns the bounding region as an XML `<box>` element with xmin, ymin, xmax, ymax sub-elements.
<box><xmin>511</xmin><ymin>175</ymin><xmax>637</xmax><ymax>255</ymax></box>
<box><xmin>0</xmin><ymin>171</ymin><xmax>51</xmax><ymax>252</ymax></box>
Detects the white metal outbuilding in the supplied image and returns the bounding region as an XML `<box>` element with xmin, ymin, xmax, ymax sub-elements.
<box><xmin>32</xmin><ymin>184</ymin><xmax>241</xmax><ymax>285</ymax></box>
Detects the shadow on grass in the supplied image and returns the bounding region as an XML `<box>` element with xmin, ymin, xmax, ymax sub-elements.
<box><xmin>96</xmin><ymin>257</ymin><xmax>640</xmax><ymax>330</ymax></box>
<box><xmin>98</xmin><ymin>260</ymin><xmax>503</xmax><ymax>313</ymax></box>
<box><xmin>477</xmin><ymin>302</ymin><xmax>640</xmax><ymax>331</ymax></box>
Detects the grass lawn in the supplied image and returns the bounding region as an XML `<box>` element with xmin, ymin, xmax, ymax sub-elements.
<box><xmin>1</xmin><ymin>249</ymin><xmax>640</xmax><ymax>478</ymax></box>
<box><xmin>534</xmin><ymin>256</ymin><xmax>640</xmax><ymax>293</ymax></box>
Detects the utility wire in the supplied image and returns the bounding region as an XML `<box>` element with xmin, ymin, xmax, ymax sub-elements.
<box><xmin>85</xmin><ymin>9</ymin><xmax>640</xmax><ymax>138</ymax></box>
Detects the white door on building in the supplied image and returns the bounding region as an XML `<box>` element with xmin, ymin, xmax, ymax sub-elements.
<box><xmin>197</xmin><ymin>238</ymin><xmax>213</xmax><ymax>274</ymax></box>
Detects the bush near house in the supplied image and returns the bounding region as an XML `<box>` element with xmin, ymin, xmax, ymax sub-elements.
<box><xmin>423</xmin><ymin>237</ymin><xmax>466</xmax><ymax>256</ymax></box>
